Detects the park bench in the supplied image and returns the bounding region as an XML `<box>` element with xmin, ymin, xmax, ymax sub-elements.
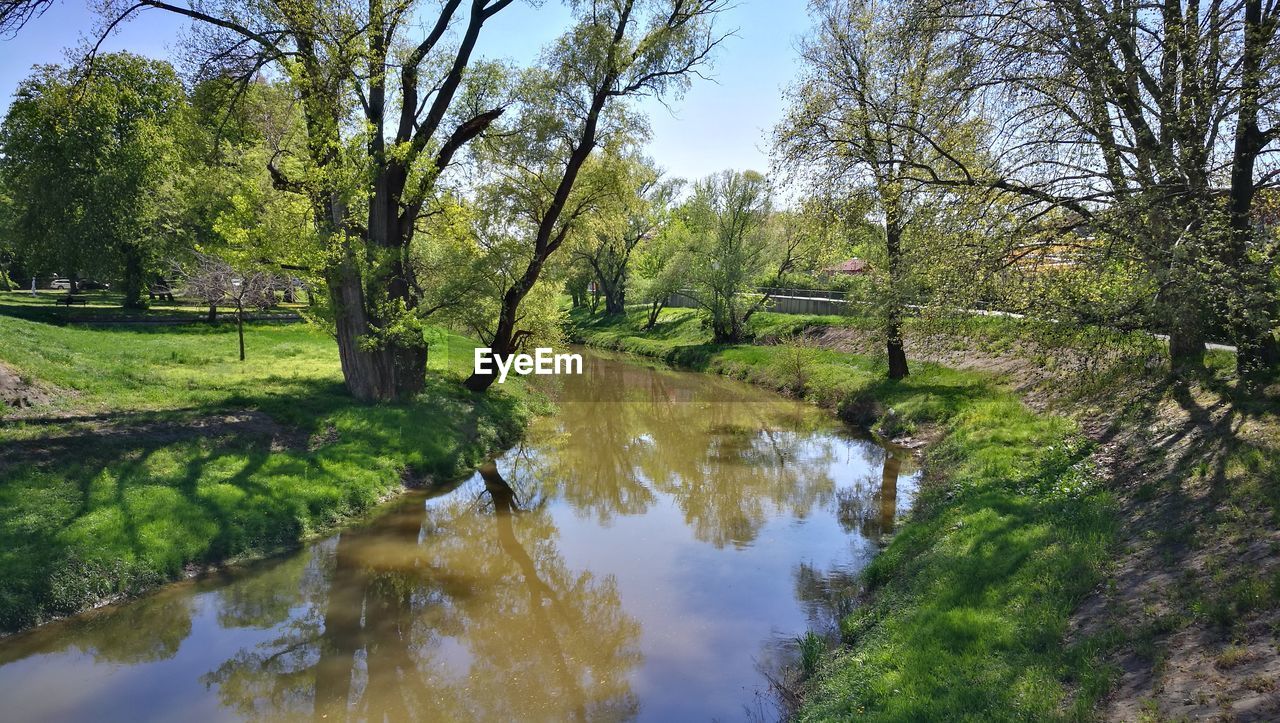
<box><xmin>55</xmin><ymin>295</ymin><xmax>88</xmax><ymax>306</ymax></box>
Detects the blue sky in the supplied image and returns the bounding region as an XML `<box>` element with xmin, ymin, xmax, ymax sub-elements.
<box><xmin>0</xmin><ymin>1</ymin><xmax>812</xmax><ymax>182</ymax></box>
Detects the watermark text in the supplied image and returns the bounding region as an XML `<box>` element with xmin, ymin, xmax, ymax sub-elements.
<box><xmin>474</xmin><ymin>347</ymin><xmax>583</xmax><ymax>383</ymax></box>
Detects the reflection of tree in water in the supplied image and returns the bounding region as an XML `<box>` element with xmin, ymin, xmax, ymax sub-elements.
<box><xmin>521</xmin><ymin>354</ymin><xmax>662</xmax><ymax>523</ymax></box>
<box><xmin>51</xmin><ymin>588</ymin><xmax>194</xmax><ymax>665</ymax></box>
<box><xmin>0</xmin><ymin>552</ymin><xmax>321</xmax><ymax>688</ymax></box>
<box><xmin>793</xmin><ymin>562</ymin><xmax>862</xmax><ymax>634</ymax></box>
<box><xmin>795</xmin><ymin>449</ymin><xmax>909</xmax><ymax>634</ymax></box>
<box><xmin>200</xmin><ymin>469</ymin><xmax>641</xmax><ymax>722</ymax></box>
<box><xmin>214</xmin><ymin>553</ymin><xmax>322</xmax><ymax>630</ymax></box>
<box><xmin>522</xmin><ymin>355</ymin><xmax>841</xmax><ymax>548</ymax></box>
<box><xmin>833</xmin><ymin>450</ymin><xmax>903</xmax><ymax>542</ymax></box>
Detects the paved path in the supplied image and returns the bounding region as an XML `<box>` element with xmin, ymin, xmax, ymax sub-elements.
<box><xmin>755</xmin><ymin>291</ymin><xmax>1241</xmax><ymax>354</ymax></box>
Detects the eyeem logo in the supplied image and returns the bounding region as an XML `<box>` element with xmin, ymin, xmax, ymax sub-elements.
<box><xmin>474</xmin><ymin>347</ymin><xmax>583</xmax><ymax>384</ymax></box>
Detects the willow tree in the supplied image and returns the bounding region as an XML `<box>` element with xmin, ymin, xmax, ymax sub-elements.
<box><xmin>571</xmin><ymin>156</ymin><xmax>679</xmax><ymax>316</ymax></box>
<box><xmin>67</xmin><ymin>0</ymin><xmax>518</xmax><ymax>401</ymax></box>
<box><xmin>680</xmin><ymin>169</ymin><xmax>774</xmax><ymax>343</ymax></box>
<box><xmin>462</xmin><ymin>0</ymin><xmax>728</xmax><ymax>392</ymax></box>
<box><xmin>632</xmin><ymin>213</ymin><xmax>692</xmax><ymax>329</ymax></box>
<box><xmin>777</xmin><ymin>0</ymin><xmax>980</xmax><ymax>379</ymax></box>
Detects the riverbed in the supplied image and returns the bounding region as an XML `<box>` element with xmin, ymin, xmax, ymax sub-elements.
<box><xmin>0</xmin><ymin>350</ymin><xmax>916</xmax><ymax>722</ymax></box>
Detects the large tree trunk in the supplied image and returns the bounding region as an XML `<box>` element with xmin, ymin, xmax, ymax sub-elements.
<box><xmin>1165</xmin><ymin>275</ymin><xmax>1207</xmax><ymax>375</ymax></box>
<box><xmin>465</xmin><ymin>283</ymin><xmax>528</xmax><ymax>392</ymax></box>
<box><xmin>604</xmin><ymin>275</ymin><xmax>626</xmax><ymax>315</ymax></box>
<box><xmin>1227</xmin><ymin>0</ymin><xmax>1279</xmax><ymax>384</ymax></box>
<box><xmin>885</xmin><ymin>221</ymin><xmax>909</xmax><ymax>380</ymax></box>
<box><xmin>603</xmin><ymin>285</ymin><xmax>625</xmax><ymax>315</ymax></box>
<box><xmin>327</xmin><ymin>259</ymin><xmax>427</xmax><ymax>403</ymax></box>
<box><xmin>886</xmin><ymin>314</ymin><xmax>909</xmax><ymax>380</ymax></box>
<box><xmin>595</xmin><ymin>264</ymin><xmax>627</xmax><ymax>316</ymax></box>
<box><xmin>329</xmin><ymin>254</ymin><xmax>383</xmax><ymax>402</ymax></box>
<box><xmin>465</xmin><ymin>255</ymin><xmax>550</xmax><ymax>392</ymax></box>
<box><xmin>120</xmin><ymin>242</ymin><xmax>146</xmax><ymax>309</ymax></box>
<box><xmin>317</xmin><ymin>159</ymin><xmax>429</xmax><ymax>403</ymax></box>
<box><xmin>324</xmin><ymin>269</ymin><xmax>428</xmax><ymax>403</ymax></box>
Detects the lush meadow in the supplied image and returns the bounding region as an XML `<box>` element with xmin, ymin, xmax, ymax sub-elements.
<box><xmin>0</xmin><ymin>301</ymin><xmax>531</xmax><ymax>631</ymax></box>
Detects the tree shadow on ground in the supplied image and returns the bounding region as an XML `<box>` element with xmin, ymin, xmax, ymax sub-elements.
<box><xmin>1072</xmin><ymin>368</ymin><xmax>1280</xmax><ymax>719</ymax></box>
<box><xmin>0</xmin><ymin>374</ymin><xmax>526</xmax><ymax>633</ymax></box>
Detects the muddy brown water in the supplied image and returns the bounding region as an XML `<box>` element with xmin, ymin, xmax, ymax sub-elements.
<box><xmin>0</xmin><ymin>350</ymin><xmax>916</xmax><ymax>722</ymax></box>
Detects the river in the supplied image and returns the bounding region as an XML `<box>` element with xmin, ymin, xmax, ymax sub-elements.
<box><xmin>0</xmin><ymin>350</ymin><xmax>916</xmax><ymax>722</ymax></box>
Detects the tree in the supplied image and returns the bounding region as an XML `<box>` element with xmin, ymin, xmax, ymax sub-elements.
<box><xmin>461</xmin><ymin>0</ymin><xmax>728</xmax><ymax>391</ymax></box>
<box><xmin>1225</xmin><ymin>0</ymin><xmax>1280</xmax><ymax>382</ymax></box>
<box><xmin>777</xmin><ymin>0</ymin><xmax>981</xmax><ymax>379</ymax></box>
<box><xmin>0</xmin><ymin>180</ymin><xmax>17</xmax><ymax>291</ymax></box>
<box><xmin>179</xmin><ymin>254</ymin><xmax>276</xmax><ymax>360</ymax></box>
<box><xmin>681</xmin><ymin>169</ymin><xmax>797</xmax><ymax>343</ymax></box>
<box><xmin>418</xmin><ymin>192</ymin><xmax>572</xmax><ymax>362</ymax></box>
<box><xmin>71</xmin><ymin>0</ymin><xmax>521</xmax><ymax>401</ymax></box>
<box><xmin>565</xmin><ymin>262</ymin><xmax>595</xmax><ymax>309</ymax></box>
<box><xmin>177</xmin><ymin>77</ymin><xmax>319</xmax><ymax>293</ymax></box>
<box><xmin>0</xmin><ymin>1</ymin><xmax>52</xmax><ymax>35</ymax></box>
<box><xmin>571</xmin><ymin>157</ymin><xmax>678</xmax><ymax>316</ymax></box>
<box><xmin>633</xmin><ymin>214</ymin><xmax>692</xmax><ymax>329</ymax></box>
<box><xmin>924</xmin><ymin>0</ymin><xmax>1280</xmax><ymax>379</ymax></box>
<box><xmin>0</xmin><ymin>52</ymin><xmax>184</xmax><ymax>306</ymax></box>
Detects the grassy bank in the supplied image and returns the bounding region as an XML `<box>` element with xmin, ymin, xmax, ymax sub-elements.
<box><xmin>0</xmin><ymin>297</ymin><xmax>532</xmax><ymax>633</ymax></box>
<box><xmin>571</xmin><ymin>307</ymin><xmax>1119</xmax><ymax>719</ymax></box>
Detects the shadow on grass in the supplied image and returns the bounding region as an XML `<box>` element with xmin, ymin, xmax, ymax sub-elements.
<box><xmin>0</xmin><ymin>374</ymin><xmax>528</xmax><ymax>633</ymax></box>
<box><xmin>0</xmin><ymin>291</ymin><xmax>302</xmax><ymax>327</ymax></box>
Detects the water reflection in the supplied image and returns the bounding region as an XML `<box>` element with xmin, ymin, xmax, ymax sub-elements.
<box><xmin>524</xmin><ymin>354</ymin><xmax>843</xmax><ymax>548</ymax></box>
<box><xmin>793</xmin><ymin>443</ymin><xmax>905</xmax><ymax>631</ymax></box>
<box><xmin>0</xmin><ymin>350</ymin><xmax>916</xmax><ymax>722</ymax></box>
<box><xmin>198</xmin><ymin>471</ymin><xmax>642</xmax><ymax>722</ymax></box>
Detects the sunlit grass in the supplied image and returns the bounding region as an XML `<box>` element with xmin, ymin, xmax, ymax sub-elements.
<box><xmin>0</xmin><ymin>303</ymin><xmax>531</xmax><ymax>631</ymax></box>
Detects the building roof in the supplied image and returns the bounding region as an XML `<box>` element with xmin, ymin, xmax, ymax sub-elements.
<box><xmin>824</xmin><ymin>258</ymin><xmax>868</xmax><ymax>274</ymax></box>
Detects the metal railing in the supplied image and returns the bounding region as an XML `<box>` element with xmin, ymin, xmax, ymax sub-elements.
<box><xmin>754</xmin><ymin>286</ymin><xmax>849</xmax><ymax>300</ymax></box>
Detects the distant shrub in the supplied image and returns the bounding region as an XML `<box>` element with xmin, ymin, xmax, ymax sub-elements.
<box><xmin>771</xmin><ymin>344</ymin><xmax>820</xmax><ymax>396</ymax></box>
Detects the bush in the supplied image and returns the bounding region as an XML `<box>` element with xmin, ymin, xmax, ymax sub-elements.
<box><xmin>837</xmin><ymin>388</ymin><xmax>884</xmax><ymax>428</ymax></box>
<box><xmin>771</xmin><ymin>343</ymin><xmax>820</xmax><ymax>396</ymax></box>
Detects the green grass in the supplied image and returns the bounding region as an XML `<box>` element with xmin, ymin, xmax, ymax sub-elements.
<box><xmin>0</xmin><ymin>289</ymin><xmax>305</xmax><ymax>325</ymax></box>
<box><xmin>0</xmin><ymin>294</ymin><xmax>532</xmax><ymax>632</ymax></box>
<box><xmin>571</xmin><ymin>306</ymin><xmax>1119</xmax><ymax>720</ymax></box>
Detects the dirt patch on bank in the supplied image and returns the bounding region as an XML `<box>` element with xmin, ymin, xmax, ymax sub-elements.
<box><xmin>0</xmin><ymin>363</ymin><xmax>53</xmax><ymax>410</ymax></box>
<box><xmin>1069</xmin><ymin>383</ymin><xmax>1280</xmax><ymax>721</ymax></box>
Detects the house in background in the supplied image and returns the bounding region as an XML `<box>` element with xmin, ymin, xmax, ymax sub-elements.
<box><xmin>822</xmin><ymin>258</ymin><xmax>869</xmax><ymax>277</ymax></box>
